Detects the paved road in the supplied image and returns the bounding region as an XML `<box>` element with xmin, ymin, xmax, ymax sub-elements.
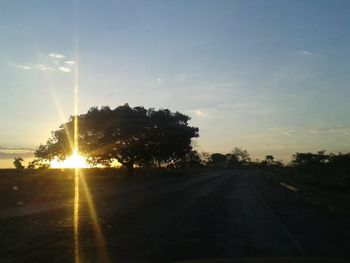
<box><xmin>1</xmin><ymin>170</ymin><xmax>349</xmax><ymax>262</ymax></box>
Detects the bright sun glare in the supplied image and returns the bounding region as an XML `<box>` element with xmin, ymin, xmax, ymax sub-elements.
<box><xmin>50</xmin><ymin>151</ymin><xmax>89</xmax><ymax>169</ymax></box>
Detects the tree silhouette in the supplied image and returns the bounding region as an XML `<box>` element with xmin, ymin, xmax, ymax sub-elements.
<box><xmin>263</xmin><ymin>155</ymin><xmax>275</xmax><ymax>166</ymax></box>
<box><xmin>225</xmin><ymin>153</ymin><xmax>240</xmax><ymax>168</ymax></box>
<box><xmin>328</xmin><ymin>152</ymin><xmax>350</xmax><ymax>168</ymax></box>
<box><xmin>231</xmin><ymin>147</ymin><xmax>251</xmax><ymax>164</ymax></box>
<box><xmin>208</xmin><ymin>153</ymin><xmax>227</xmax><ymax>168</ymax></box>
<box><xmin>13</xmin><ymin>157</ymin><xmax>24</xmax><ymax>170</ymax></box>
<box><xmin>261</xmin><ymin>155</ymin><xmax>283</xmax><ymax>167</ymax></box>
<box><xmin>183</xmin><ymin>150</ymin><xmax>203</xmax><ymax>168</ymax></box>
<box><xmin>291</xmin><ymin>150</ymin><xmax>328</xmax><ymax>168</ymax></box>
<box><xmin>34</xmin><ymin>104</ymin><xmax>199</xmax><ymax>173</ymax></box>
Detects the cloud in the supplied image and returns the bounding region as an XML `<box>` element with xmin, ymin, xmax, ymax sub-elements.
<box><xmin>297</xmin><ymin>50</ymin><xmax>315</xmax><ymax>57</ymax></box>
<box><xmin>308</xmin><ymin>124</ymin><xmax>349</xmax><ymax>134</ymax></box>
<box><xmin>12</xmin><ymin>52</ymin><xmax>74</xmax><ymax>74</ymax></box>
<box><xmin>58</xmin><ymin>66</ymin><xmax>71</xmax><ymax>73</ymax></box>
<box><xmin>189</xmin><ymin>109</ymin><xmax>207</xmax><ymax>117</ymax></box>
<box><xmin>267</xmin><ymin>127</ymin><xmax>281</xmax><ymax>131</ymax></box>
<box><xmin>0</xmin><ymin>147</ymin><xmax>34</xmax><ymax>160</ymax></box>
<box><xmin>35</xmin><ymin>64</ymin><xmax>54</xmax><ymax>71</ymax></box>
<box><xmin>49</xmin><ymin>53</ymin><xmax>65</xmax><ymax>59</ymax></box>
<box><xmin>13</xmin><ymin>64</ymin><xmax>31</xmax><ymax>70</ymax></box>
<box><xmin>301</xmin><ymin>50</ymin><xmax>312</xmax><ymax>55</ymax></box>
<box><xmin>283</xmin><ymin>130</ymin><xmax>295</xmax><ymax>136</ymax></box>
<box><xmin>0</xmin><ymin>146</ymin><xmax>34</xmax><ymax>151</ymax></box>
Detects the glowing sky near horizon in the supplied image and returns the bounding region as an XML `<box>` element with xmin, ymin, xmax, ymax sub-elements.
<box><xmin>0</xmin><ymin>0</ymin><xmax>350</xmax><ymax>167</ymax></box>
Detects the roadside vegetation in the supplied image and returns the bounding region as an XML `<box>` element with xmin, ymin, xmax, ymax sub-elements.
<box><xmin>265</xmin><ymin>151</ymin><xmax>350</xmax><ymax>215</ymax></box>
<box><xmin>8</xmin><ymin>148</ymin><xmax>350</xmax><ymax>216</ymax></box>
<box><xmin>5</xmin><ymin>103</ymin><xmax>350</xmax><ymax>214</ymax></box>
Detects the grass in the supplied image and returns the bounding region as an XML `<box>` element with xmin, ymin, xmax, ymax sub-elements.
<box><xmin>265</xmin><ymin>167</ymin><xmax>350</xmax><ymax>216</ymax></box>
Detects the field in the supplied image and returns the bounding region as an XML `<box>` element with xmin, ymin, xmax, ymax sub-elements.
<box><xmin>1</xmin><ymin>169</ymin><xmax>349</xmax><ymax>263</ymax></box>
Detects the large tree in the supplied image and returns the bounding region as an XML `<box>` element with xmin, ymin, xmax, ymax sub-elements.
<box><xmin>34</xmin><ymin>104</ymin><xmax>199</xmax><ymax>172</ymax></box>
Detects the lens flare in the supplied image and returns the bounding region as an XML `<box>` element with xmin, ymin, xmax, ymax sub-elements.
<box><xmin>50</xmin><ymin>152</ymin><xmax>89</xmax><ymax>169</ymax></box>
<box><xmin>71</xmin><ymin>38</ymin><xmax>110</xmax><ymax>263</ymax></box>
<box><xmin>74</xmin><ymin>168</ymin><xmax>80</xmax><ymax>263</ymax></box>
<box><xmin>73</xmin><ymin>38</ymin><xmax>81</xmax><ymax>263</ymax></box>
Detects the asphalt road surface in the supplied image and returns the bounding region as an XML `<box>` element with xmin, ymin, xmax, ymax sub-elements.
<box><xmin>1</xmin><ymin>169</ymin><xmax>349</xmax><ymax>262</ymax></box>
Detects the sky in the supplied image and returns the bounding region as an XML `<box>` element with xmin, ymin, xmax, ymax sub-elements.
<box><xmin>1</xmin><ymin>0</ymin><xmax>350</xmax><ymax>167</ymax></box>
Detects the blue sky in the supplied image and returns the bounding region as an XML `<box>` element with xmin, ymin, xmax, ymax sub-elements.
<box><xmin>1</xmin><ymin>0</ymin><xmax>350</xmax><ymax>167</ymax></box>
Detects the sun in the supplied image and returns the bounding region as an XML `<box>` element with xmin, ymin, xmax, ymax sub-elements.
<box><xmin>50</xmin><ymin>151</ymin><xmax>89</xmax><ymax>169</ymax></box>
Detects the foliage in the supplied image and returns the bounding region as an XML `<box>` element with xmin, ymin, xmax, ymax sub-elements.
<box><xmin>34</xmin><ymin>104</ymin><xmax>199</xmax><ymax>172</ymax></box>
<box><xmin>183</xmin><ymin>150</ymin><xmax>203</xmax><ymax>168</ymax></box>
<box><xmin>282</xmin><ymin>151</ymin><xmax>350</xmax><ymax>191</ymax></box>
<box><xmin>225</xmin><ymin>153</ymin><xmax>240</xmax><ymax>167</ymax></box>
<box><xmin>208</xmin><ymin>153</ymin><xmax>227</xmax><ymax>168</ymax></box>
<box><xmin>13</xmin><ymin>157</ymin><xmax>24</xmax><ymax>170</ymax></box>
<box><xmin>261</xmin><ymin>155</ymin><xmax>283</xmax><ymax>167</ymax></box>
<box><xmin>291</xmin><ymin>150</ymin><xmax>329</xmax><ymax>168</ymax></box>
<box><xmin>206</xmin><ymin>147</ymin><xmax>253</xmax><ymax>168</ymax></box>
<box><xmin>27</xmin><ymin>159</ymin><xmax>49</xmax><ymax>169</ymax></box>
<box><xmin>231</xmin><ymin>147</ymin><xmax>251</xmax><ymax>164</ymax></box>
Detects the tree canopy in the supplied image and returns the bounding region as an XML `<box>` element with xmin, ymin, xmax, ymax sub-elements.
<box><xmin>34</xmin><ymin>104</ymin><xmax>199</xmax><ymax>171</ymax></box>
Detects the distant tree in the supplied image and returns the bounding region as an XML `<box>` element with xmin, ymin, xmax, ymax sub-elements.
<box><xmin>291</xmin><ymin>150</ymin><xmax>329</xmax><ymax>168</ymax></box>
<box><xmin>328</xmin><ymin>152</ymin><xmax>350</xmax><ymax>168</ymax></box>
<box><xmin>231</xmin><ymin>147</ymin><xmax>251</xmax><ymax>165</ymax></box>
<box><xmin>225</xmin><ymin>153</ymin><xmax>240</xmax><ymax>168</ymax></box>
<box><xmin>27</xmin><ymin>159</ymin><xmax>45</xmax><ymax>169</ymax></box>
<box><xmin>198</xmin><ymin>151</ymin><xmax>210</xmax><ymax>166</ymax></box>
<box><xmin>27</xmin><ymin>162</ymin><xmax>35</xmax><ymax>170</ymax></box>
<box><xmin>13</xmin><ymin>157</ymin><xmax>24</xmax><ymax>170</ymax></box>
<box><xmin>183</xmin><ymin>150</ymin><xmax>203</xmax><ymax>168</ymax></box>
<box><xmin>265</xmin><ymin>155</ymin><xmax>274</xmax><ymax>162</ymax></box>
<box><xmin>290</xmin><ymin>151</ymin><xmax>350</xmax><ymax>170</ymax></box>
<box><xmin>274</xmin><ymin>160</ymin><xmax>284</xmax><ymax>167</ymax></box>
<box><xmin>261</xmin><ymin>155</ymin><xmax>283</xmax><ymax>167</ymax></box>
<box><xmin>208</xmin><ymin>153</ymin><xmax>227</xmax><ymax>168</ymax></box>
<box><xmin>262</xmin><ymin>155</ymin><xmax>275</xmax><ymax>167</ymax></box>
<box><xmin>35</xmin><ymin>104</ymin><xmax>199</xmax><ymax>173</ymax></box>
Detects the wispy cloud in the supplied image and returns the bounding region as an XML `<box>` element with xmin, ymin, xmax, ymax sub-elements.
<box><xmin>65</xmin><ymin>60</ymin><xmax>75</xmax><ymax>65</ymax></box>
<box><xmin>0</xmin><ymin>146</ymin><xmax>35</xmax><ymax>151</ymax></box>
<box><xmin>12</xmin><ymin>52</ymin><xmax>75</xmax><ymax>74</ymax></box>
<box><xmin>35</xmin><ymin>64</ymin><xmax>54</xmax><ymax>71</ymax></box>
<box><xmin>13</xmin><ymin>64</ymin><xmax>31</xmax><ymax>70</ymax></box>
<box><xmin>300</xmin><ymin>50</ymin><xmax>312</xmax><ymax>55</ymax></box>
<box><xmin>58</xmin><ymin>66</ymin><xmax>71</xmax><ymax>73</ymax></box>
<box><xmin>283</xmin><ymin>129</ymin><xmax>295</xmax><ymax>136</ymax></box>
<box><xmin>49</xmin><ymin>53</ymin><xmax>65</xmax><ymax>59</ymax></box>
<box><xmin>189</xmin><ymin>109</ymin><xmax>207</xmax><ymax>117</ymax></box>
<box><xmin>0</xmin><ymin>147</ymin><xmax>34</xmax><ymax>160</ymax></box>
<box><xmin>297</xmin><ymin>50</ymin><xmax>315</xmax><ymax>57</ymax></box>
<box><xmin>267</xmin><ymin>126</ymin><xmax>281</xmax><ymax>131</ymax></box>
<box><xmin>308</xmin><ymin>124</ymin><xmax>349</xmax><ymax>134</ymax></box>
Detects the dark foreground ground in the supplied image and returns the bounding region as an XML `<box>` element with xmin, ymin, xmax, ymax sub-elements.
<box><xmin>0</xmin><ymin>169</ymin><xmax>349</xmax><ymax>263</ymax></box>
